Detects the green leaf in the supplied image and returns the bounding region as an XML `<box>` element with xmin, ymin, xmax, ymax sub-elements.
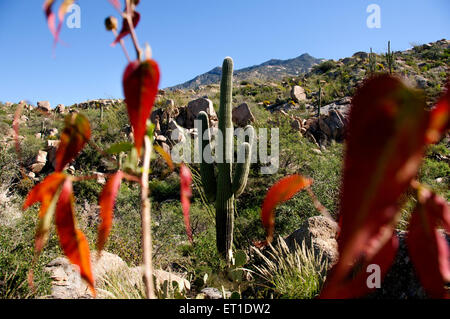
<box><xmin>105</xmin><ymin>142</ymin><xmax>133</xmax><ymax>155</ymax></box>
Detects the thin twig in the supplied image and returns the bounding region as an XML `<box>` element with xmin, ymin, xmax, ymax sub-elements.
<box><xmin>112</xmin><ymin>29</ymin><xmax>131</xmax><ymax>63</ymax></box>
<box><xmin>125</xmin><ymin>0</ymin><xmax>142</xmax><ymax>60</ymax></box>
<box><xmin>141</xmin><ymin>135</ymin><xmax>155</xmax><ymax>299</ymax></box>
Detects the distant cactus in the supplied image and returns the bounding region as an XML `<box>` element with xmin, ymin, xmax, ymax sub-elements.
<box><xmin>369</xmin><ymin>47</ymin><xmax>376</xmax><ymax>75</ymax></box>
<box><xmin>386</xmin><ymin>41</ymin><xmax>395</xmax><ymax>74</ymax></box>
<box><xmin>198</xmin><ymin>57</ymin><xmax>254</xmax><ymax>263</ymax></box>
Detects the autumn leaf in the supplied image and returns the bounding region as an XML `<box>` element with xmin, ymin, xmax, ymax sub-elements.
<box><xmin>55</xmin><ymin>113</ymin><xmax>91</xmax><ymax>172</ymax></box>
<box><xmin>108</xmin><ymin>0</ymin><xmax>121</xmax><ymax>11</ymax></box>
<box><xmin>426</xmin><ymin>81</ymin><xmax>450</xmax><ymax>144</ymax></box>
<box><xmin>112</xmin><ymin>10</ymin><xmax>140</xmax><ymax>46</ymax></box>
<box><xmin>98</xmin><ymin>171</ymin><xmax>124</xmax><ymax>253</ymax></box>
<box><xmin>180</xmin><ymin>164</ymin><xmax>193</xmax><ymax>243</ymax></box>
<box><xmin>258</xmin><ymin>175</ymin><xmax>312</xmax><ymax>246</ymax></box>
<box><xmin>123</xmin><ymin>59</ymin><xmax>160</xmax><ymax>156</ymax></box>
<box><xmin>154</xmin><ymin>144</ymin><xmax>174</xmax><ymax>171</ymax></box>
<box><xmin>43</xmin><ymin>0</ymin><xmax>75</xmax><ymax>46</ymax></box>
<box><xmin>407</xmin><ymin>187</ymin><xmax>450</xmax><ymax>299</ymax></box>
<box><xmin>320</xmin><ymin>74</ymin><xmax>431</xmax><ymax>298</ymax></box>
<box><xmin>23</xmin><ymin>172</ymin><xmax>67</xmax><ymax>252</ymax></box>
<box><xmin>55</xmin><ymin>178</ymin><xmax>95</xmax><ymax>295</ymax></box>
<box><xmin>43</xmin><ymin>0</ymin><xmax>57</xmax><ymax>40</ymax></box>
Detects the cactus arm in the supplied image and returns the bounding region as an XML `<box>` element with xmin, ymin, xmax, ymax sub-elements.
<box><xmin>232</xmin><ymin>141</ymin><xmax>251</xmax><ymax>197</ymax></box>
<box><xmin>233</xmin><ymin>125</ymin><xmax>254</xmax><ymax>196</ymax></box>
<box><xmin>198</xmin><ymin>111</ymin><xmax>217</xmax><ymax>202</ymax></box>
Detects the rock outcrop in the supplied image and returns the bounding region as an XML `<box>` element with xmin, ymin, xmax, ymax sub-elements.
<box><xmin>37</xmin><ymin>101</ymin><xmax>51</xmax><ymax>113</ymax></box>
<box><xmin>43</xmin><ymin>251</ymin><xmax>190</xmax><ymax>299</ymax></box>
<box><xmin>232</xmin><ymin>103</ymin><xmax>255</xmax><ymax>127</ymax></box>
<box><xmin>284</xmin><ymin>216</ymin><xmax>339</xmax><ymax>266</ymax></box>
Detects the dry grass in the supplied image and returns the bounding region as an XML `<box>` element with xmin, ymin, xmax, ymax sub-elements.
<box><xmin>249</xmin><ymin>237</ymin><xmax>327</xmax><ymax>299</ymax></box>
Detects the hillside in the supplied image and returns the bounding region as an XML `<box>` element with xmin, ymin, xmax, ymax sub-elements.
<box><xmin>169</xmin><ymin>53</ymin><xmax>323</xmax><ymax>90</ymax></box>
<box><xmin>0</xmin><ymin>39</ymin><xmax>449</xmax><ymax>299</ymax></box>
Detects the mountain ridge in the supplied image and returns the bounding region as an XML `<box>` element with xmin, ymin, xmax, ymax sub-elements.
<box><xmin>169</xmin><ymin>53</ymin><xmax>324</xmax><ymax>90</ymax></box>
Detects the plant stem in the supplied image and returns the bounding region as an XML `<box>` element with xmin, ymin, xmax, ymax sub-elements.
<box><xmin>112</xmin><ymin>29</ymin><xmax>131</xmax><ymax>63</ymax></box>
<box><xmin>141</xmin><ymin>135</ymin><xmax>155</xmax><ymax>299</ymax></box>
<box><xmin>125</xmin><ymin>0</ymin><xmax>142</xmax><ymax>60</ymax></box>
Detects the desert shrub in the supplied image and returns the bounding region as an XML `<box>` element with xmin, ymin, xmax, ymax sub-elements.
<box><xmin>249</xmin><ymin>237</ymin><xmax>327</xmax><ymax>299</ymax></box>
<box><xmin>313</xmin><ymin>60</ymin><xmax>335</xmax><ymax>74</ymax></box>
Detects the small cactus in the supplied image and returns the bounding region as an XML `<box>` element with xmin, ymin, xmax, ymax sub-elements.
<box><xmin>198</xmin><ymin>57</ymin><xmax>254</xmax><ymax>263</ymax></box>
<box><xmin>386</xmin><ymin>41</ymin><xmax>395</xmax><ymax>74</ymax></box>
<box><xmin>369</xmin><ymin>47</ymin><xmax>376</xmax><ymax>75</ymax></box>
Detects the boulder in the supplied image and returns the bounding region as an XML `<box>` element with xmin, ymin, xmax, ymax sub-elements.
<box><xmin>55</xmin><ymin>104</ymin><xmax>66</xmax><ymax>113</ymax></box>
<box><xmin>185</xmin><ymin>98</ymin><xmax>216</xmax><ymax>128</ymax></box>
<box><xmin>232</xmin><ymin>103</ymin><xmax>255</xmax><ymax>127</ymax></box>
<box><xmin>36</xmin><ymin>150</ymin><xmax>48</xmax><ymax>164</ymax></box>
<box><xmin>200</xmin><ymin>287</ymin><xmax>231</xmax><ymax>299</ymax></box>
<box><xmin>284</xmin><ymin>216</ymin><xmax>338</xmax><ymax>266</ymax></box>
<box><xmin>415</xmin><ymin>76</ymin><xmax>428</xmax><ymax>89</ymax></box>
<box><xmin>290</xmin><ymin>86</ymin><xmax>307</xmax><ymax>103</ymax></box>
<box><xmin>37</xmin><ymin>101</ymin><xmax>51</xmax><ymax>113</ymax></box>
<box><xmin>44</xmin><ymin>251</ymin><xmax>128</xmax><ymax>299</ymax></box>
<box><xmin>31</xmin><ymin>163</ymin><xmax>45</xmax><ymax>174</ymax></box>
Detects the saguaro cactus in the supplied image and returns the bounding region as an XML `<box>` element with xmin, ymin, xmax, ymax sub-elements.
<box><xmin>386</xmin><ymin>41</ymin><xmax>395</xmax><ymax>74</ymax></box>
<box><xmin>369</xmin><ymin>47</ymin><xmax>376</xmax><ymax>75</ymax></box>
<box><xmin>198</xmin><ymin>57</ymin><xmax>253</xmax><ymax>263</ymax></box>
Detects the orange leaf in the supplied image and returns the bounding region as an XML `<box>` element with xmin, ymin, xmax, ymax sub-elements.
<box><xmin>24</xmin><ymin>172</ymin><xmax>67</xmax><ymax>218</ymax></box>
<box><xmin>260</xmin><ymin>175</ymin><xmax>312</xmax><ymax>244</ymax></box>
<box><xmin>23</xmin><ymin>172</ymin><xmax>67</xmax><ymax>252</ymax></box>
<box><xmin>123</xmin><ymin>59</ymin><xmax>160</xmax><ymax>156</ymax></box>
<box><xmin>55</xmin><ymin>178</ymin><xmax>95</xmax><ymax>295</ymax></box>
<box><xmin>55</xmin><ymin>113</ymin><xmax>91</xmax><ymax>172</ymax></box>
<box><xmin>180</xmin><ymin>164</ymin><xmax>193</xmax><ymax>243</ymax></box>
<box><xmin>97</xmin><ymin>171</ymin><xmax>124</xmax><ymax>253</ymax></box>
<box><xmin>154</xmin><ymin>144</ymin><xmax>174</xmax><ymax>171</ymax></box>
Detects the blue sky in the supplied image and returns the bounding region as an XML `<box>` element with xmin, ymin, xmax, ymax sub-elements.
<box><xmin>0</xmin><ymin>0</ymin><xmax>449</xmax><ymax>107</ymax></box>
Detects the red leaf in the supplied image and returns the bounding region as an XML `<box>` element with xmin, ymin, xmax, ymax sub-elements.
<box><xmin>43</xmin><ymin>0</ymin><xmax>57</xmax><ymax>40</ymax></box>
<box><xmin>321</xmin><ymin>74</ymin><xmax>429</xmax><ymax>298</ymax></box>
<box><xmin>260</xmin><ymin>175</ymin><xmax>312</xmax><ymax>245</ymax></box>
<box><xmin>407</xmin><ymin>188</ymin><xmax>450</xmax><ymax>299</ymax></box>
<box><xmin>43</xmin><ymin>0</ymin><xmax>75</xmax><ymax>46</ymax></box>
<box><xmin>180</xmin><ymin>164</ymin><xmax>193</xmax><ymax>243</ymax></box>
<box><xmin>112</xmin><ymin>10</ymin><xmax>140</xmax><ymax>46</ymax></box>
<box><xmin>108</xmin><ymin>0</ymin><xmax>121</xmax><ymax>11</ymax></box>
<box><xmin>24</xmin><ymin>172</ymin><xmax>67</xmax><ymax>218</ymax></box>
<box><xmin>55</xmin><ymin>178</ymin><xmax>95</xmax><ymax>295</ymax></box>
<box><xmin>23</xmin><ymin>172</ymin><xmax>67</xmax><ymax>252</ymax></box>
<box><xmin>98</xmin><ymin>171</ymin><xmax>124</xmax><ymax>253</ymax></box>
<box><xmin>426</xmin><ymin>81</ymin><xmax>450</xmax><ymax>144</ymax></box>
<box><xmin>123</xmin><ymin>59</ymin><xmax>160</xmax><ymax>156</ymax></box>
<box><xmin>55</xmin><ymin>113</ymin><xmax>91</xmax><ymax>172</ymax></box>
